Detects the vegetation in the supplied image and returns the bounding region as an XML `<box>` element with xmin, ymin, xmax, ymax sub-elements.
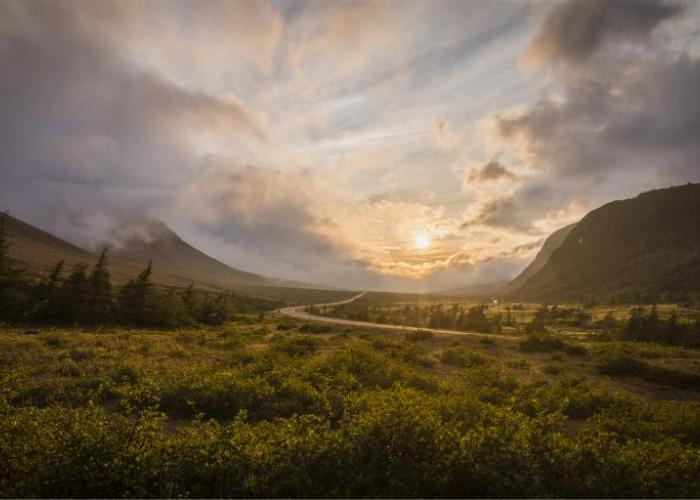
<box><xmin>319</xmin><ymin>296</ymin><xmax>504</xmax><ymax>334</ymax></box>
<box><xmin>0</xmin><ymin>214</ymin><xmax>278</xmax><ymax>327</ymax></box>
<box><xmin>623</xmin><ymin>305</ymin><xmax>700</xmax><ymax>347</ymax></box>
<box><xmin>2</xmin><ymin>320</ymin><xmax>700</xmax><ymax>498</ymax></box>
<box><xmin>4</xmin><ymin>213</ymin><xmax>700</xmax><ymax>497</ymax></box>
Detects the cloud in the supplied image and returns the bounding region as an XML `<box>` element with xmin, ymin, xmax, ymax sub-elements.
<box><xmin>495</xmin><ymin>54</ymin><xmax>700</xmax><ymax>181</ymax></box>
<box><xmin>466</xmin><ymin>159</ymin><xmax>515</xmax><ymax>184</ymax></box>
<box><xmin>2</xmin><ymin>0</ymin><xmax>696</xmax><ymax>293</ymax></box>
<box><xmin>525</xmin><ymin>0</ymin><xmax>683</xmax><ymax>66</ymax></box>
<box><xmin>87</xmin><ymin>0</ymin><xmax>284</xmax><ymax>93</ymax></box>
<box><xmin>0</xmin><ymin>1</ymin><xmax>266</xmax><ymax>246</ymax></box>
<box><xmin>469</xmin><ymin>0</ymin><xmax>700</xmax><ymax>240</ymax></box>
<box><xmin>173</xmin><ymin>156</ymin><xmax>467</xmax><ymax>284</ymax></box>
<box><xmin>433</xmin><ymin>117</ymin><xmax>461</xmax><ymax>151</ymax></box>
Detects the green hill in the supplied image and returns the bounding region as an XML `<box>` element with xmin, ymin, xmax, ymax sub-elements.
<box><xmin>507</xmin><ymin>183</ymin><xmax>700</xmax><ymax>303</ymax></box>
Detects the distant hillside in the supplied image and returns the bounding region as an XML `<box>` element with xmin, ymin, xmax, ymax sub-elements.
<box><xmin>3</xmin><ymin>214</ymin><xmax>268</xmax><ymax>289</ymax></box>
<box><xmin>501</xmin><ymin>223</ymin><xmax>577</xmax><ymax>295</ymax></box>
<box><xmin>3</xmin><ymin>213</ymin><xmax>353</xmax><ymax>304</ymax></box>
<box><xmin>508</xmin><ymin>183</ymin><xmax>700</xmax><ymax>303</ymax></box>
<box><xmin>436</xmin><ymin>281</ymin><xmax>508</xmax><ymax>298</ymax></box>
<box><xmin>111</xmin><ymin>220</ymin><xmax>270</xmax><ymax>288</ymax></box>
<box><xmin>3</xmin><ymin>212</ymin><xmax>93</xmax><ymax>270</ymax></box>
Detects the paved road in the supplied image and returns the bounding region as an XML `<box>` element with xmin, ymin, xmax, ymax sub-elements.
<box><xmin>278</xmin><ymin>291</ymin><xmax>521</xmax><ymax>341</ymax></box>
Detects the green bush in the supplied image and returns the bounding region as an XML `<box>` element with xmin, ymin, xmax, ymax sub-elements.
<box><xmin>542</xmin><ymin>364</ymin><xmax>563</xmax><ymax>375</ymax></box>
<box><xmin>519</xmin><ymin>335</ymin><xmax>565</xmax><ymax>353</ymax></box>
<box><xmin>404</xmin><ymin>330</ymin><xmax>434</xmax><ymax>342</ymax></box>
<box><xmin>597</xmin><ymin>353</ymin><xmax>649</xmax><ymax>376</ymax></box>
<box><xmin>3</xmin><ymin>325</ymin><xmax>700</xmax><ymax>498</ymax></box>
<box><xmin>270</xmin><ymin>335</ymin><xmax>322</xmax><ymax>357</ymax></box>
<box><xmin>299</xmin><ymin>323</ymin><xmax>332</xmax><ymax>334</ymax></box>
<box><xmin>597</xmin><ymin>352</ymin><xmax>700</xmax><ymax>391</ymax></box>
<box><xmin>563</xmin><ymin>343</ymin><xmax>587</xmax><ymax>356</ymax></box>
<box><xmin>440</xmin><ymin>346</ymin><xmax>487</xmax><ymax>368</ymax></box>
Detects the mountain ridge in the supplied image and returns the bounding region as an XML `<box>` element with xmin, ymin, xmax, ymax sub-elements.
<box><xmin>507</xmin><ymin>183</ymin><xmax>700</xmax><ymax>302</ymax></box>
<box><xmin>3</xmin><ymin>213</ymin><xmax>270</xmax><ymax>291</ymax></box>
<box><xmin>501</xmin><ymin>222</ymin><xmax>577</xmax><ymax>296</ymax></box>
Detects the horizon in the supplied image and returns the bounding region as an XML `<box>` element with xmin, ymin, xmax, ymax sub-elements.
<box><xmin>4</xmin><ymin>180</ymin><xmax>698</xmax><ymax>295</ymax></box>
<box><xmin>2</xmin><ymin>0</ymin><xmax>700</xmax><ymax>293</ymax></box>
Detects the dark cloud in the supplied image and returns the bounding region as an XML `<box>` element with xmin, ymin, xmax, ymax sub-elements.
<box><xmin>466</xmin><ymin>159</ymin><xmax>515</xmax><ymax>184</ymax></box>
<box><xmin>0</xmin><ymin>1</ymin><xmax>265</xmax><ymax>245</ymax></box>
<box><xmin>496</xmin><ymin>54</ymin><xmax>700</xmax><ymax>181</ymax></box>
<box><xmin>461</xmin><ymin>181</ymin><xmax>580</xmax><ymax>232</ymax></box>
<box><xmin>526</xmin><ymin>0</ymin><xmax>683</xmax><ymax>65</ymax></box>
<box><xmin>480</xmin><ymin>0</ymin><xmax>700</xmax><ymax>236</ymax></box>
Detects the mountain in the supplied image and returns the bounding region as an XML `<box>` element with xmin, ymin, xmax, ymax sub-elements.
<box><xmin>3</xmin><ymin>213</ymin><xmax>95</xmax><ymax>274</ymax></box>
<box><xmin>501</xmin><ymin>223</ymin><xmax>577</xmax><ymax>295</ymax></box>
<box><xmin>111</xmin><ymin>220</ymin><xmax>270</xmax><ymax>288</ymax></box>
<box><xmin>436</xmin><ymin>281</ymin><xmax>508</xmax><ymax>298</ymax></box>
<box><xmin>507</xmin><ymin>183</ymin><xmax>700</xmax><ymax>303</ymax></box>
<box><xmin>3</xmin><ymin>214</ymin><xmax>270</xmax><ymax>290</ymax></box>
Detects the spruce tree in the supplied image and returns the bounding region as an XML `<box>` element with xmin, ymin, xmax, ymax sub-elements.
<box><xmin>118</xmin><ymin>261</ymin><xmax>154</xmax><ymax>326</ymax></box>
<box><xmin>63</xmin><ymin>263</ymin><xmax>89</xmax><ymax>323</ymax></box>
<box><xmin>0</xmin><ymin>213</ymin><xmax>29</xmax><ymax>321</ymax></box>
<box><xmin>87</xmin><ymin>248</ymin><xmax>113</xmax><ymax>324</ymax></box>
<box><xmin>35</xmin><ymin>260</ymin><xmax>65</xmax><ymax>321</ymax></box>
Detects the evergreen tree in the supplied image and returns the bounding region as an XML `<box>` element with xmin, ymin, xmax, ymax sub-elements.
<box><xmin>35</xmin><ymin>260</ymin><xmax>65</xmax><ymax>321</ymax></box>
<box><xmin>0</xmin><ymin>213</ymin><xmax>29</xmax><ymax>321</ymax></box>
<box><xmin>662</xmin><ymin>311</ymin><xmax>684</xmax><ymax>345</ymax></box>
<box><xmin>198</xmin><ymin>293</ymin><xmax>229</xmax><ymax>325</ymax></box>
<box><xmin>62</xmin><ymin>263</ymin><xmax>90</xmax><ymax>323</ymax></box>
<box><xmin>86</xmin><ymin>249</ymin><xmax>112</xmax><ymax>324</ymax></box>
<box><xmin>601</xmin><ymin>311</ymin><xmax>616</xmax><ymax>332</ymax></box>
<box><xmin>118</xmin><ymin>261</ymin><xmax>154</xmax><ymax>325</ymax></box>
<box><xmin>647</xmin><ymin>304</ymin><xmax>660</xmax><ymax>341</ymax></box>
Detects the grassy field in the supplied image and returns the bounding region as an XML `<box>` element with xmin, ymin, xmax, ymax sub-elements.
<box><xmin>320</xmin><ymin>292</ymin><xmax>700</xmax><ymax>336</ymax></box>
<box><xmin>2</xmin><ymin>307</ymin><xmax>700</xmax><ymax>497</ymax></box>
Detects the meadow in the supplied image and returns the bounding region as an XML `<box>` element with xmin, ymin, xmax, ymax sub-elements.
<box><xmin>2</xmin><ymin>307</ymin><xmax>700</xmax><ymax>498</ymax></box>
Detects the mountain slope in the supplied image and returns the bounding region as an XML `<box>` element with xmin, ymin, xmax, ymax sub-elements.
<box><xmin>501</xmin><ymin>223</ymin><xmax>577</xmax><ymax>295</ymax></box>
<box><xmin>508</xmin><ymin>183</ymin><xmax>700</xmax><ymax>302</ymax></box>
<box><xmin>3</xmin><ymin>214</ymin><xmax>269</xmax><ymax>290</ymax></box>
<box><xmin>3</xmin><ymin>213</ymin><xmax>94</xmax><ymax>273</ymax></box>
<box><xmin>111</xmin><ymin>220</ymin><xmax>269</xmax><ymax>288</ymax></box>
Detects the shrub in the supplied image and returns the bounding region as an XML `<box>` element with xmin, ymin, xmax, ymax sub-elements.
<box><xmin>505</xmin><ymin>359</ymin><xmax>530</xmax><ymax>370</ymax></box>
<box><xmin>542</xmin><ymin>365</ymin><xmax>563</xmax><ymax>375</ymax></box>
<box><xmin>270</xmin><ymin>336</ymin><xmax>321</xmax><ymax>357</ymax></box>
<box><xmin>596</xmin><ymin>353</ymin><xmax>648</xmax><ymax>376</ymax></box>
<box><xmin>518</xmin><ymin>335</ymin><xmax>565</xmax><ymax>353</ymax></box>
<box><xmin>404</xmin><ymin>330</ymin><xmax>433</xmax><ymax>342</ymax></box>
<box><xmin>596</xmin><ymin>353</ymin><xmax>700</xmax><ymax>391</ymax></box>
<box><xmin>299</xmin><ymin>323</ymin><xmax>332</xmax><ymax>334</ymax></box>
<box><xmin>563</xmin><ymin>343</ymin><xmax>587</xmax><ymax>356</ymax></box>
<box><xmin>440</xmin><ymin>346</ymin><xmax>487</xmax><ymax>368</ymax></box>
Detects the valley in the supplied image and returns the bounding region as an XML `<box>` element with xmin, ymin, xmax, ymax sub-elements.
<box><xmin>2</xmin><ymin>183</ymin><xmax>700</xmax><ymax>497</ymax></box>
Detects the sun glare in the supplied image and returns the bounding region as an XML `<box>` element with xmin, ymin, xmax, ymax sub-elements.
<box><xmin>415</xmin><ymin>233</ymin><xmax>430</xmax><ymax>249</ymax></box>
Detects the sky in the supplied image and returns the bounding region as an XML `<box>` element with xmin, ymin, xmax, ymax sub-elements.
<box><xmin>1</xmin><ymin>0</ymin><xmax>700</xmax><ymax>292</ymax></box>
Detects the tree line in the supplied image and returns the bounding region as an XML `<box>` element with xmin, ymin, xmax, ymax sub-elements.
<box><xmin>622</xmin><ymin>305</ymin><xmax>700</xmax><ymax>347</ymax></box>
<box><xmin>0</xmin><ymin>215</ymin><xmax>269</xmax><ymax>327</ymax></box>
<box><xmin>317</xmin><ymin>302</ymin><xmax>503</xmax><ymax>334</ymax></box>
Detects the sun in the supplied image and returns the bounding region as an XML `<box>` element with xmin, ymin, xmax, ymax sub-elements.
<box><xmin>414</xmin><ymin>233</ymin><xmax>430</xmax><ymax>249</ymax></box>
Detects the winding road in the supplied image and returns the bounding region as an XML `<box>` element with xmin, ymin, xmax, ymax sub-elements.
<box><xmin>278</xmin><ymin>291</ymin><xmax>521</xmax><ymax>341</ymax></box>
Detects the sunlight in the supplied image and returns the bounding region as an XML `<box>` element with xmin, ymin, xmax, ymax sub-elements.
<box><xmin>414</xmin><ymin>233</ymin><xmax>430</xmax><ymax>249</ymax></box>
